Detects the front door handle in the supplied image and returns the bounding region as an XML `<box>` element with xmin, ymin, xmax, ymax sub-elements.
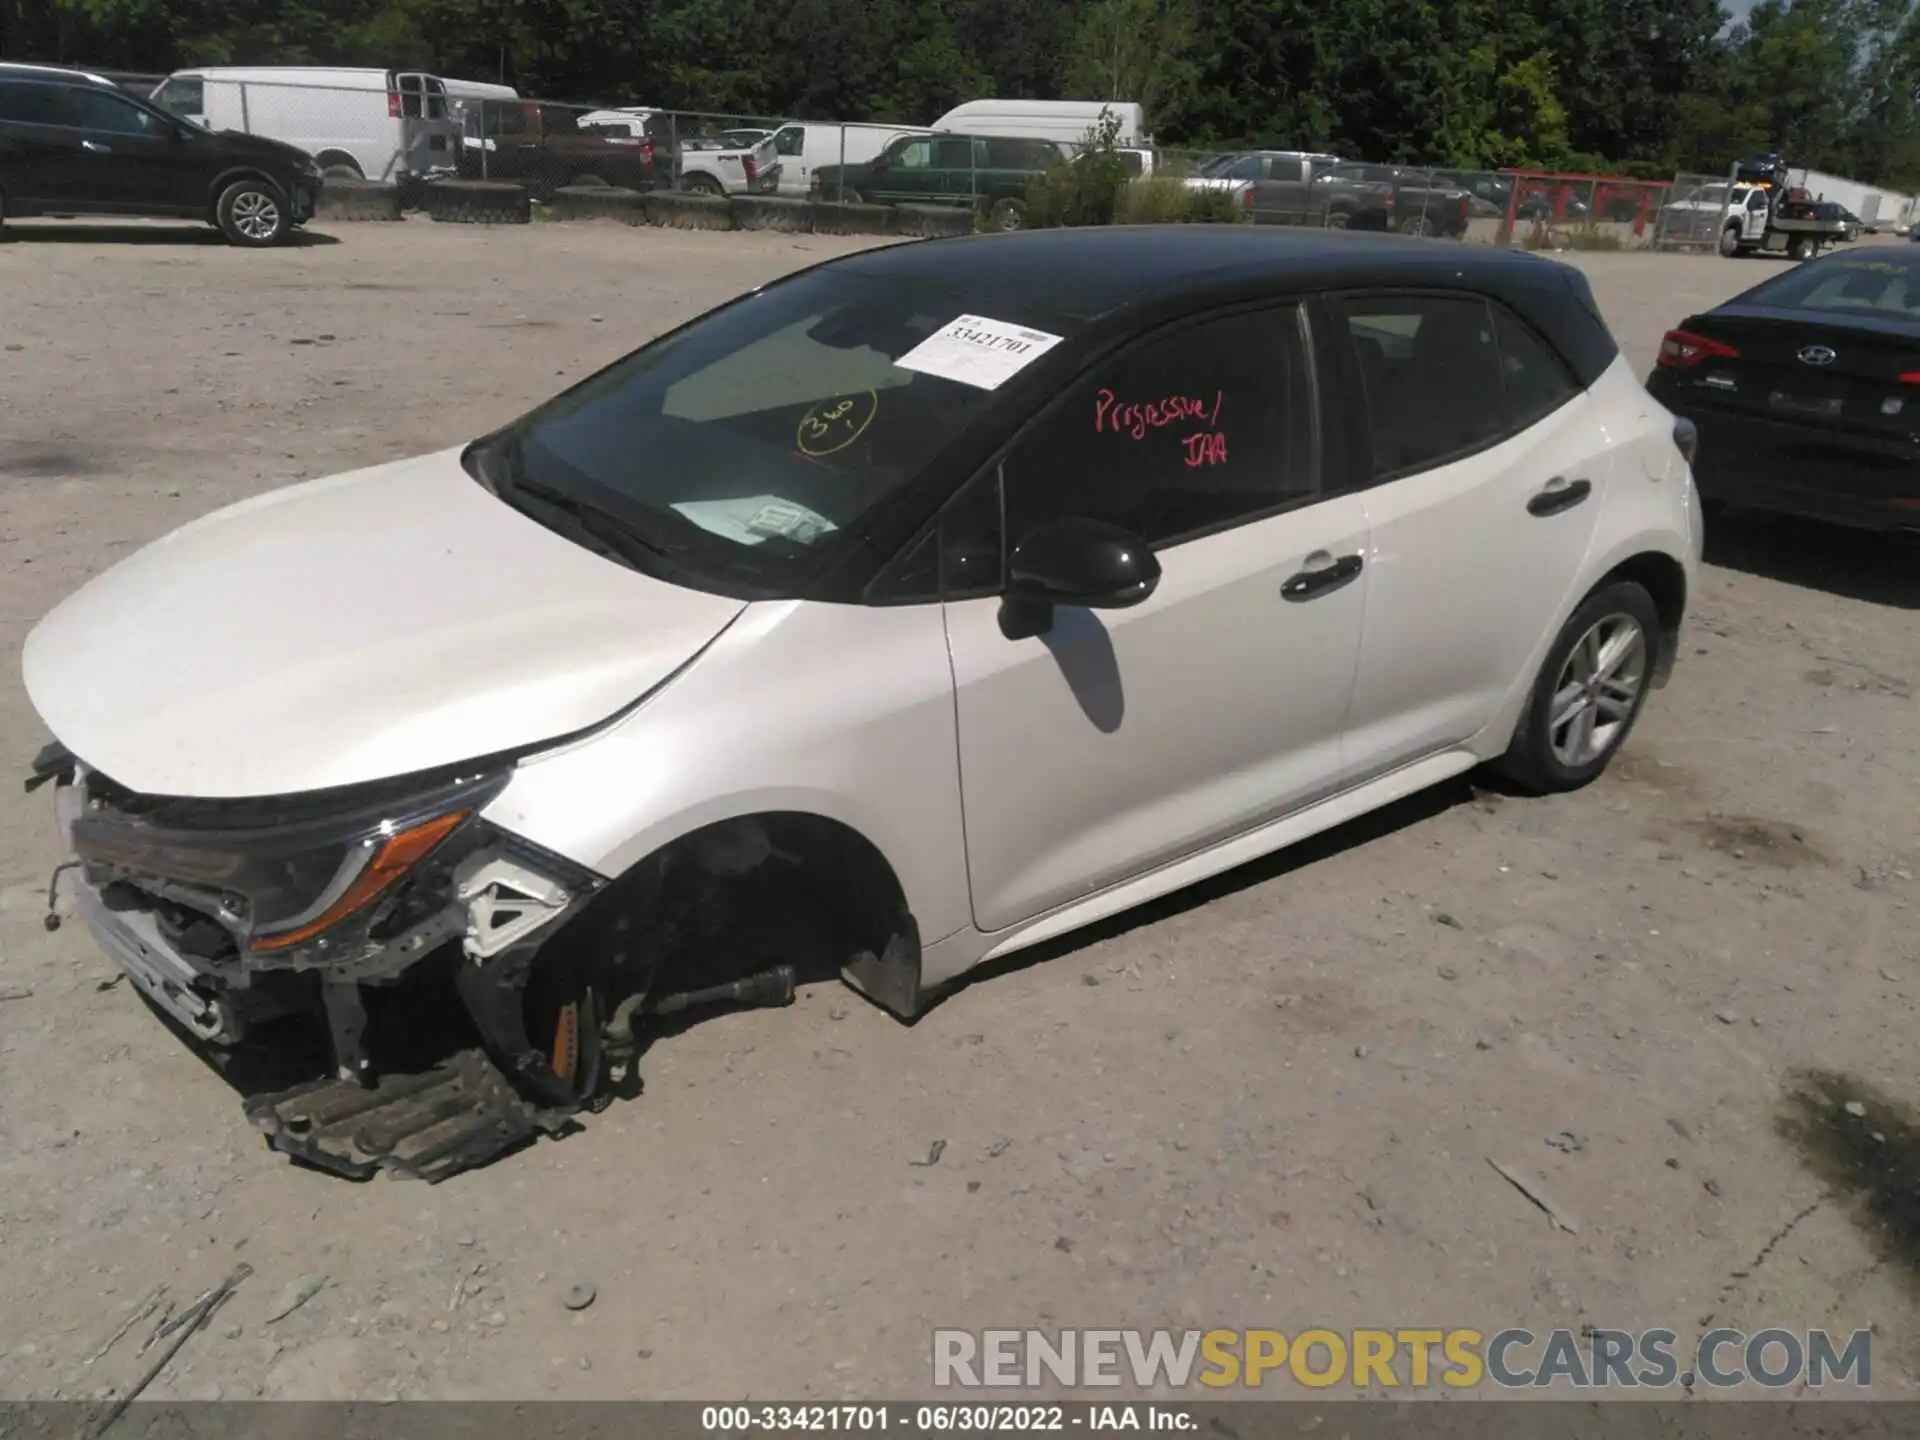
<box><xmin>1281</xmin><ymin>551</ymin><xmax>1364</xmax><ymax>602</ymax></box>
<box><xmin>82</xmin><ymin>139</ymin><xmax>112</xmax><ymax>154</ymax></box>
<box><xmin>1527</xmin><ymin>477</ymin><xmax>1592</xmax><ymax>517</ymax></box>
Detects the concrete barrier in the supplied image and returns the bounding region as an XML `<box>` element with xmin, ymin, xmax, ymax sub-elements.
<box><xmin>547</xmin><ymin>186</ymin><xmax>649</xmax><ymax>225</ymax></box>
<box><xmin>423</xmin><ymin>180</ymin><xmax>532</xmax><ymax>225</ymax></box>
<box><xmin>315</xmin><ymin>179</ymin><xmax>404</xmax><ymax>223</ymax></box>
<box><xmin>895</xmin><ymin>204</ymin><xmax>976</xmax><ymax>238</ymax></box>
<box><xmin>810</xmin><ymin>201</ymin><xmax>897</xmax><ymax>236</ymax></box>
<box><xmin>645</xmin><ymin>192</ymin><xmax>734</xmax><ymax>231</ymax></box>
<box><xmin>728</xmin><ymin>195</ymin><xmax>814</xmax><ymax>233</ymax></box>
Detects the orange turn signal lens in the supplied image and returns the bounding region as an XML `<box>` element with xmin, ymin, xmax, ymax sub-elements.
<box><xmin>248</xmin><ymin>810</ymin><xmax>468</xmax><ymax>953</ymax></box>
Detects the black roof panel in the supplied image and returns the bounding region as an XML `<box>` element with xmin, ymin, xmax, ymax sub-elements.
<box><xmin>833</xmin><ymin>224</ymin><xmax>1620</xmax><ymax>384</ymax></box>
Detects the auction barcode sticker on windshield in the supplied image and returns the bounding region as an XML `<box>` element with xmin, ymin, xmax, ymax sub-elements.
<box><xmin>894</xmin><ymin>314</ymin><xmax>1066</xmax><ymax>391</ymax></box>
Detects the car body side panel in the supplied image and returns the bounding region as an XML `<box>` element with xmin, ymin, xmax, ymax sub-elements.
<box><xmin>1342</xmin><ymin>390</ymin><xmax>1612</xmax><ymax>783</ymax></box>
<box><xmin>483</xmin><ymin>597</ymin><xmax>972</xmax><ymax>947</ymax></box>
<box><xmin>1465</xmin><ymin>356</ymin><xmax>1698</xmax><ymax>758</ymax></box>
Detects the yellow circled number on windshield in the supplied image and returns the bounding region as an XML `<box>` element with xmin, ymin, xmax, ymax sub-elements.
<box><xmin>796</xmin><ymin>390</ymin><xmax>879</xmax><ymax>457</ymax></box>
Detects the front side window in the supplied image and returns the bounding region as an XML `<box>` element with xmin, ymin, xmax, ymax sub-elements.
<box><xmin>774</xmin><ymin>126</ymin><xmax>803</xmax><ymax>157</ymax></box>
<box><xmin>892</xmin><ymin>139</ymin><xmax>932</xmax><ymax>169</ymax></box>
<box><xmin>1000</xmin><ymin>304</ymin><xmax>1319</xmax><ymax>549</ymax></box>
<box><xmin>1340</xmin><ymin>294</ymin><xmax>1506</xmax><ymax>478</ymax></box>
<box><xmin>483</xmin><ymin>269</ymin><xmax>1082</xmax><ymax>595</ymax></box>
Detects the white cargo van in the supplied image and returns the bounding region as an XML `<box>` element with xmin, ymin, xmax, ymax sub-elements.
<box><xmin>767</xmin><ymin>121</ymin><xmax>936</xmax><ymax>199</ymax></box>
<box><xmin>929</xmin><ymin>100</ymin><xmax>1146</xmax><ymax>147</ymax></box>
<box><xmin>149</xmin><ymin>66</ymin><xmax>483</xmax><ymax>181</ymax></box>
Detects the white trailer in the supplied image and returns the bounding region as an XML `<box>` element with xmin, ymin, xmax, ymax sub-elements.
<box><xmin>930</xmin><ymin>99</ymin><xmax>1146</xmax><ymax>147</ymax></box>
<box><xmin>1788</xmin><ymin>168</ymin><xmax>1915</xmax><ymax>231</ymax></box>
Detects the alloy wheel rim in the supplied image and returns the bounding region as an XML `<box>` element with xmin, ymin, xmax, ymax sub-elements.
<box><xmin>1548</xmin><ymin>613</ymin><xmax>1646</xmax><ymax>767</ymax></box>
<box><xmin>232</xmin><ymin>191</ymin><xmax>280</xmax><ymax>240</ymax></box>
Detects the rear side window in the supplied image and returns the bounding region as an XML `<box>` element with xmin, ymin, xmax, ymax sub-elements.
<box><xmin>62</xmin><ymin>88</ymin><xmax>166</xmax><ymax>136</ymax></box>
<box><xmin>1340</xmin><ymin>294</ymin><xmax>1505</xmax><ymax>478</ymax></box>
<box><xmin>1001</xmin><ymin>304</ymin><xmax>1320</xmax><ymax>548</ymax></box>
<box><xmin>1491</xmin><ymin>305</ymin><xmax>1580</xmax><ymax>428</ymax></box>
<box><xmin>0</xmin><ymin>80</ymin><xmax>68</xmax><ymax>126</ymax></box>
<box><xmin>935</xmin><ymin>137</ymin><xmax>978</xmax><ymax>168</ymax></box>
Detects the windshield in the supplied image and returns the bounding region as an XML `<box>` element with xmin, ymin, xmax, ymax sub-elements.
<box><xmin>481</xmin><ymin>267</ymin><xmax>1079</xmax><ymax>596</ymax></box>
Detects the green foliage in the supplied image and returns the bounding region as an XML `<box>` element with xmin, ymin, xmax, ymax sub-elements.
<box><xmin>1023</xmin><ymin>110</ymin><xmax>1129</xmax><ymax>227</ymax></box>
<box><xmin>9</xmin><ymin>0</ymin><xmax>1919</xmax><ymax>191</ymax></box>
<box><xmin>1118</xmin><ymin>176</ymin><xmax>1245</xmax><ymax>223</ymax></box>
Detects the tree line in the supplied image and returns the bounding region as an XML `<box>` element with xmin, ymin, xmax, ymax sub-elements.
<box><xmin>7</xmin><ymin>0</ymin><xmax>1918</xmax><ymax>186</ymax></box>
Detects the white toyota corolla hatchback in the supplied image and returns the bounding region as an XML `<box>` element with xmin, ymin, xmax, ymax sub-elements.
<box><xmin>23</xmin><ymin>226</ymin><xmax>1701</xmax><ymax>1178</ymax></box>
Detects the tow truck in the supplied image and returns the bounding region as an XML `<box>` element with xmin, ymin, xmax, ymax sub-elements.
<box><xmin>1715</xmin><ymin>152</ymin><xmax>1854</xmax><ymax>260</ymax></box>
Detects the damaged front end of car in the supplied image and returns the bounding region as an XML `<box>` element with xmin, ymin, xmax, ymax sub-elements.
<box><xmin>28</xmin><ymin>740</ymin><xmax>644</xmax><ymax>1181</ymax></box>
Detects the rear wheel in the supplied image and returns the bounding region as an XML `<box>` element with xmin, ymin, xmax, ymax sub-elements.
<box><xmin>835</xmin><ymin>187</ymin><xmax>864</xmax><ymax>206</ymax></box>
<box><xmin>1788</xmin><ymin>235</ymin><xmax>1815</xmax><ymax>260</ymax></box>
<box><xmin>215</xmin><ymin>178</ymin><xmax>290</xmax><ymax>246</ymax></box>
<box><xmin>1398</xmin><ymin>214</ymin><xmax>1431</xmax><ymax>236</ymax></box>
<box><xmin>316</xmin><ymin>153</ymin><xmax>364</xmax><ymax>181</ymax></box>
<box><xmin>989</xmin><ymin>197</ymin><xmax>1025</xmax><ymax>231</ymax></box>
<box><xmin>681</xmin><ymin>173</ymin><xmax>724</xmax><ymax>197</ymax></box>
<box><xmin>572</xmin><ymin>172</ymin><xmax>610</xmax><ymax>189</ymax></box>
<box><xmin>1325</xmin><ymin>209</ymin><xmax>1351</xmax><ymax>230</ymax></box>
<box><xmin>1493</xmin><ymin>581</ymin><xmax>1660</xmax><ymax>794</ymax></box>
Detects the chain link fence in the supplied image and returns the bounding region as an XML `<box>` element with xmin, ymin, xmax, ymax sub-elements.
<box><xmin>1649</xmin><ymin>173</ymin><xmax>1741</xmax><ymax>252</ymax></box>
<box><xmin>117</xmin><ymin>72</ymin><xmax>1722</xmax><ymax>251</ymax></box>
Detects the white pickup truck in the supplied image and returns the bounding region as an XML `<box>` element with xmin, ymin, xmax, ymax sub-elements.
<box><xmin>578</xmin><ymin>108</ymin><xmax>779</xmax><ymax>196</ymax></box>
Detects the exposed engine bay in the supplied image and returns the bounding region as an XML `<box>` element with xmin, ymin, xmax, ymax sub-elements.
<box><xmin>26</xmin><ymin>741</ymin><xmax>810</xmax><ymax>1181</ymax></box>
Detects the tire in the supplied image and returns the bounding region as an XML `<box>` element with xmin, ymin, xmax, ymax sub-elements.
<box><xmin>1788</xmin><ymin>235</ymin><xmax>1814</xmax><ymax>261</ymax></box>
<box><xmin>836</xmin><ymin>188</ymin><xmax>863</xmax><ymax>206</ymax></box>
<box><xmin>572</xmin><ymin>173</ymin><xmax>610</xmax><ymax>189</ymax></box>
<box><xmin>1718</xmin><ymin>223</ymin><xmax>1742</xmax><ymax>258</ymax></box>
<box><xmin>681</xmin><ymin>174</ymin><xmax>724</xmax><ymax>197</ymax></box>
<box><xmin>317</xmin><ymin>154</ymin><xmax>364</xmax><ymax>181</ymax></box>
<box><xmin>1325</xmin><ymin>210</ymin><xmax>1351</xmax><ymax>230</ymax></box>
<box><xmin>0</xmin><ymin>185</ymin><xmax>8</xmax><ymax>241</ymax></box>
<box><xmin>1399</xmin><ymin>214</ymin><xmax>1431</xmax><ymax>236</ymax></box>
<box><xmin>215</xmin><ymin>178</ymin><xmax>291</xmax><ymax>247</ymax></box>
<box><xmin>1492</xmin><ymin>580</ymin><xmax>1661</xmax><ymax>795</ymax></box>
<box><xmin>989</xmin><ymin>197</ymin><xmax>1025</xmax><ymax>232</ymax></box>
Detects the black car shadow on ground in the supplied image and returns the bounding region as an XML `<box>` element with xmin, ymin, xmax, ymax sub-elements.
<box><xmin>1705</xmin><ymin>504</ymin><xmax>1920</xmax><ymax>610</ymax></box>
<box><xmin>1</xmin><ymin>222</ymin><xmax>339</xmax><ymax>246</ymax></box>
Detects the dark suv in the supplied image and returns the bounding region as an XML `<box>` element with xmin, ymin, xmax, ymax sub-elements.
<box><xmin>0</xmin><ymin>63</ymin><xmax>319</xmax><ymax>245</ymax></box>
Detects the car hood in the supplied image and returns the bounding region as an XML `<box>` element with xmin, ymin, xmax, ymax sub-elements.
<box><xmin>22</xmin><ymin>449</ymin><xmax>747</xmax><ymax>799</ymax></box>
<box><xmin>207</xmin><ymin>128</ymin><xmax>315</xmax><ymax>169</ymax></box>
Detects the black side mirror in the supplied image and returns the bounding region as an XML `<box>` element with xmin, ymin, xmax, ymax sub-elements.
<box><xmin>1000</xmin><ymin>517</ymin><xmax>1160</xmax><ymax>640</ymax></box>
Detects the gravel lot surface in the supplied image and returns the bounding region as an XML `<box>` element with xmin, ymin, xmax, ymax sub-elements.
<box><xmin>0</xmin><ymin>218</ymin><xmax>1914</xmax><ymax>1403</ymax></box>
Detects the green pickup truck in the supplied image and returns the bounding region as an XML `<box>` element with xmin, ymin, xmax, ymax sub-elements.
<box><xmin>811</xmin><ymin>133</ymin><xmax>1068</xmax><ymax>229</ymax></box>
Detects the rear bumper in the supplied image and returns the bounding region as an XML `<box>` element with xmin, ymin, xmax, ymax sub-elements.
<box><xmin>1658</xmin><ymin>395</ymin><xmax>1920</xmax><ymax>532</ymax></box>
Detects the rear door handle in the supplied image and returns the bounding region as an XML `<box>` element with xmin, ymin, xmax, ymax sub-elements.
<box><xmin>1281</xmin><ymin>551</ymin><xmax>1364</xmax><ymax>602</ymax></box>
<box><xmin>1527</xmin><ymin>477</ymin><xmax>1592</xmax><ymax>517</ymax></box>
